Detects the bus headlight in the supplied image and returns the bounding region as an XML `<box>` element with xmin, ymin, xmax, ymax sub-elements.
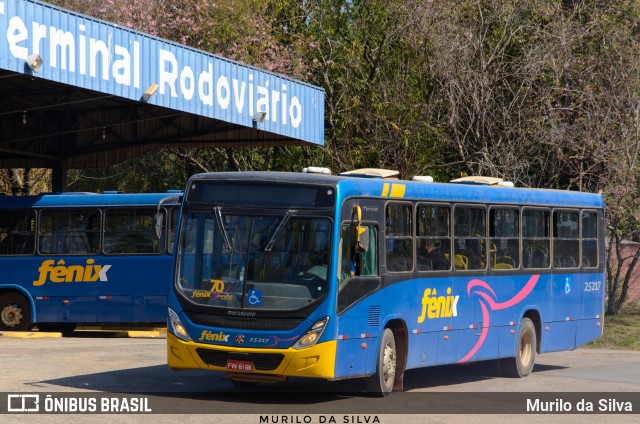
<box><xmin>168</xmin><ymin>308</ymin><xmax>191</xmax><ymax>342</ymax></box>
<box><xmin>293</xmin><ymin>317</ymin><xmax>329</xmax><ymax>350</ymax></box>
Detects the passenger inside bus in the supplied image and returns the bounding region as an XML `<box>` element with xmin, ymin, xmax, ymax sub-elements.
<box><xmin>418</xmin><ymin>240</ymin><xmax>450</xmax><ymax>270</ymax></box>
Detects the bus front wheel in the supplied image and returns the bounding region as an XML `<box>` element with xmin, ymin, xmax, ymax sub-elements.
<box><xmin>0</xmin><ymin>293</ymin><xmax>32</xmax><ymax>331</ymax></box>
<box><xmin>500</xmin><ymin>317</ymin><xmax>536</xmax><ymax>378</ymax></box>
<box><xmin>365</xmin><ymin>328</ymin><xmax>396</xmax><ymax>396</ymax></box>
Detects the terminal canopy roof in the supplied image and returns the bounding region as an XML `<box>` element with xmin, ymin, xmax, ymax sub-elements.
<box><xmin>0</xmin><ymin>0</ymin><xmax>324</xmax><ymax>171</ymax></box>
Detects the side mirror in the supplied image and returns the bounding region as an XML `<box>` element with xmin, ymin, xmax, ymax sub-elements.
<box><xmin>352</xmin><ymin>206</ymin><xmax>369</xmax><ymax>253</ymax></box>
<box><xmin>154</xmin><ymin>195</ymin><xmax>181</xmax><ymax>241</ymax></box>
<box><xmin>154</xmin><ymin>213</ymin><xmax>163</xmax><ymax>240</ymax></box>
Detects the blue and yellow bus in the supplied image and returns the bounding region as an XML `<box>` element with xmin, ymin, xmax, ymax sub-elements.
<box><xmin>166</xmin><ymin>169</ymin><xmax>605</xmax><ymax>394</ymax></box>
<box><xmin>0</xmin><ymin>191</ymin><xmax>181</xmax><ymax>333</ymax></box>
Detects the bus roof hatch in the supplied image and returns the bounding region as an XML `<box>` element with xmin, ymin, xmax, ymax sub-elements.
<box><xmin>339</xmin><ymin>168</ymin><xmax>400</xmax><ymax>179</ymax></box>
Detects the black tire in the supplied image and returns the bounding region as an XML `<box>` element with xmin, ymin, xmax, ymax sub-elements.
<box><xmin>365</xmin><ymin>328</ymin><xmax>397</xmax><ymax>396</ymax></box>
<box><xmin>0</xmin><ymin>293</ymin><xmax>32</xmax><ymax>331</ymax></box>
<box><xmin>500</xmin><ymin>317</ymin><xmax>536</xmax><ymax>378</ymax></box>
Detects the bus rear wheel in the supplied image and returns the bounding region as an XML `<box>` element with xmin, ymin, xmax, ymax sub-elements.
<box><xmin>0</xmin><ymin>293</ymin><xmax>31</xmax><ymax>331</ymax></box>
<box><xmin>500</xmin><ymin>317</ymin><xmax>536</xmax><ymax>378</ymax></box>
<box><xmin>365</xmin><ymin>328</ymin><xmax>396</xmax><ymax>396</ymax></box>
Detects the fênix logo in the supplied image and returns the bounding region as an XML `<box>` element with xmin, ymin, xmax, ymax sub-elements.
<box><xmin>198</xmin><ymin>330</ymin><xmax>230</xmax><ymax>342</ymax></box>
<box><xmin>32</xmin><ymin>259</ymin><xmax>112</xmax><ymax>286</ymax></box>
<box><xmin>417</xmin><ymin>287</ymin><xmax>460</xmax><ymax>323</ymax></box>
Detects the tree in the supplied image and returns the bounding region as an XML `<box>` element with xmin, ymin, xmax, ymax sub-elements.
<box><xmin>0</xmin><ymin>169</ymin><xmax>50</xmax><ymax>195</ymax></box>
<box><xmin>303</xmin><ymin>0</ymin><xmax>449</xmax><ymax>179</ymax></box>
<box><xmin>17</xmin><ymin>0</ymin><xmax>640</xmax><ymax>314</ymax></box>
<box><xmin>404</xmin><ymin>0</ymin><xmax>640</xmax><ymax>314</ymax></box>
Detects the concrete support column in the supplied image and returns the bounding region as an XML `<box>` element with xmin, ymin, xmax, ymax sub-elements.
<box><xmin>51</xmin><ymin>160</ymin><xmax>68</xmax><ymax>192</ymax></box>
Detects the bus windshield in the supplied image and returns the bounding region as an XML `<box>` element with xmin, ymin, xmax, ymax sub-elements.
<box><xmin>176</xmin><ymin>211</ymin><xmax>331</xmax><ymax>311</ymax></box>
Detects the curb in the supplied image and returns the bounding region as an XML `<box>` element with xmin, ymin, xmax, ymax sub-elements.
<box><xmin>0</xmin><ymin>331</ymin><xmax>63</xmax><ymax>338</ymax></box>
<box><xmin>111</xmin><ymin>330</ymin><xmax>166</xmax><ymax>338</ymax></box>
<box><xmin>0</xmin><ymin>328</ymin><xmax>166</xmax><ymax>338</ymax></box>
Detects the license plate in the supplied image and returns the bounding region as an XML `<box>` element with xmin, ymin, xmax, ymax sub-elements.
<box><xmin>226</xmin><ymin>359</ymin><xmax>254</xmax><ymax>372</ymax></box>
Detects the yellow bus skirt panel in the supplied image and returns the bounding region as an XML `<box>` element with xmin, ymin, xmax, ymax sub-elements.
<box><xmin>167</xmin><ymin>332</ymin><xmax>336</xmax><ymax>379</ymax></box>
<box><xmin>167</xmin><ymin>332</ymin><xmax>202</xmax><ymax>369</ymax></box>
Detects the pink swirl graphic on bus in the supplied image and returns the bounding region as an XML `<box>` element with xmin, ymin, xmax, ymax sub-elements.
<box><xmin>458</xmin><ymin>275</ymin><xmax>539</xmax><ymax>363</ymax></box>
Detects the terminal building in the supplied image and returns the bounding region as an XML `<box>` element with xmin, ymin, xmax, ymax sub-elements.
<box><xmin>0</xmin><ymin>0</ymin><xmax>325</xmax><ymax>190</ymax></box>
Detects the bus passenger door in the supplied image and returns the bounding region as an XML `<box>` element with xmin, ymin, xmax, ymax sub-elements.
<box><xmin>335</xmin><ymin>207</ymin><xmax>381</xmax><ymax>378</ymax></box>
<box><xmin>575</xmin><ymin>211</ymin><xmax>603</xmax><ymax>347</ymax></box>
<box><xmin>95</xmin><ymin>254</ymin><xmax>170</xmax><ymax>324</ymax></box>
<box><xmin>335</xmin><ymin>273</ymin><xmax>381</xmax><ymax>378</ymax></box>
<box><xmin>95</xmin><ymin>255</ymin><xmax>138</xmax><ymax>323</ymax></box>
<box><xmin>546</xmin><ymin>273</ymin><xmax>577</xmax><ymax>352</ymax></box>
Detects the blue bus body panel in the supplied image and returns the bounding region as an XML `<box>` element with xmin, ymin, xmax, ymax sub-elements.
<box><xmin>184</xmin><ymin>171</ymin><xmax>605</xmax><ymax>210</ymax></box>
<box><xmin>333</xmin><ymin>179</ymin><xmax>604</xmax><ymax>209</ymax></box>
<box><xmin>0</xmin><ymin>192</ymin><xmax>179</xmax><ymax>325</ymax></box>
<box><xmin>336</xmin><ymin>273</ymin><xmax>603</xmax><ymax>378</ymax></box>
<box><xmin>333</xmin><ymin>271</ymin><xmax>604</xmax><ymax>378</ymax></box>
<box><xmin>0</xmin><ymin>192</ymin><xmax>177</xmax><ymax>209</ymax></box>
<box><xmin>2</xmin><ymin>254</ymin><xmax>173</xmax><ymax>325</ymax></box>
<box><xmin>328</xmin><ymin>176</ymin><xmax>604</xmax><ymax>378</ymax></box>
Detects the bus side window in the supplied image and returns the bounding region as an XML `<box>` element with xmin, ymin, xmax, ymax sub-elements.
<box><xmin>386</xmin><ymin>204</ymin><xmax>413</xmax><ymax>272</ymax></box>
<box><xmin>582</xmin><ymin>211</ymin><xmax>598</xmax><ymax>268</ymax></box>
<box><xmin>39</xmin><ymin>209</ymin><xmax>99</xmax><ymax>255</ymax></box>
<box><xmin>338</xmin><ymin>223</ymin><xmax>379</xmax><ymax>313</ymax></box>
<box><xmin>553</xmin><ymin>210</ymin><xmax>579</xmax><ymax>269</ymax></box>
<box><xmin>0</xmin><ymin>210</ymin><xmax>36</xmax><ymax>255</ymax></box>
<box><xmin>339</xmin><ymin>224</ymin><xmax>378</xmax><ymax>284</ymax></box>
<box><xmin>454</xmin><ymin>206</ymin><xmax>486</xmax><ymax>270</ymax></box>
<box><xmin>522</xmin><ymin>208</ymin><xmax>550</xmax><ymax>269</ymax></box>
<box><xmin>358</xmin><ymin>225</ymin><xmax>378</xmax><ymax>277</ymax></box>
<box><xmin>416</xmin><ymin>204</ymin><xmax>451</xmax><ymax>271</ymax></box>
<box><xmin>104</xmin><ymin>208</ymin><xmax>161</xmax><ymax>254</ymax></box>
<box><xmin>490</xmin><ymin>208</ymin><xmax>519</xmax><ymax>270</ymax></box>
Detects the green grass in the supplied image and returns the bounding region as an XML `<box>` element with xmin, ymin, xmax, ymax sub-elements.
<box><xmin>585</xmin><ymin>303</ymin><xmax>640</xmax><ymax>350</ymax></box>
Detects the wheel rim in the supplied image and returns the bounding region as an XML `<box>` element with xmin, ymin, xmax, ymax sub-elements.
<box><xmin>1</xmin><ymin>304</ymin><xmax>23</xmax><ymax>328</ymax></box>
<box><xmin>519</xmin><ymin>330</ymin><xmax>532</xmax><ymax>366</ymax></box>
<box><xmin>382</xmin><ymin>341</ymin><xmax>396</xmax><ymax>387</ymax></box>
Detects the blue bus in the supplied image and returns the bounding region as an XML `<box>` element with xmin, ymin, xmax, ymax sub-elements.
<box><xmin>166</xmin><ymin>169</ymin><xmax>605</xmax><ymax>394</ymax></box>
<box><xmin>0</xmin><ymin>191</ymin><xmax>181</xmax><ymax>333</ymax></box>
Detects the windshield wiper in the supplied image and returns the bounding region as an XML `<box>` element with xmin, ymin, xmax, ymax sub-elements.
<box><xmin>214</xmin><ymin>207</ymin><xmax>234</xmax><ymax>251</ymax></box>
<box><xmin>265</xmin><ymin>210</ymin><xmax>295</xmax><ymax>252</ymax></box>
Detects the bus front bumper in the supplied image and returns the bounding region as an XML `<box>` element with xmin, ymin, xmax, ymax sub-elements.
<box><xmin>167</xmin><ymin>332</ymin><xmax>336</xmax><ymax>380</ymax></box>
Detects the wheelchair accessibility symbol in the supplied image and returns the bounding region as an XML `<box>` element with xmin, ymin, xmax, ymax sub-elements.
<box><xmin>248</xmin><ymin>290</ymin><xmax>262</xmax><ymax>306</ymax></box>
